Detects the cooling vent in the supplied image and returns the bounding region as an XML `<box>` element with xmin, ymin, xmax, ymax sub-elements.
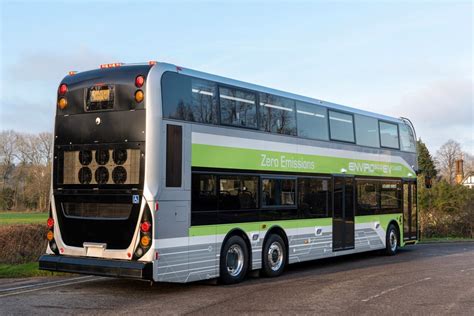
<box><xmin>62</xmin><ymin>149</ymin><xmax>140</xmax><ymax>185</ymax></box>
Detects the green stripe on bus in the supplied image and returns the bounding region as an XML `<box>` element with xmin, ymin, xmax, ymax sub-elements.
<box><xmin>189</xmin><ymin>214</ymin><xmax>401</xmax><ymax>237</ymax></box>
<box><xmin>191</xmin><ymin>144</ymin><xmax>415</xmax><ymax>178</ymax></box>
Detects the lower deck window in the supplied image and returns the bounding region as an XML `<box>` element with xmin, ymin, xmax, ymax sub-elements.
<box><xmin>298</xmin><ymin>178</ymin><xmax>331</xmax><ymax>217</ymax></box>
<box><xmin>219</xmin><ymin>176</ymin><xmax>258</xmax><ymax>210</ymax></box>
<box><xmin>262</xmin><ymin>178</ymin><xmax>296</xmax><ymax>206</ymax></box>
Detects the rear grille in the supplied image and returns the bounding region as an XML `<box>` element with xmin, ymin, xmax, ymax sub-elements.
<box><xmin>62</xmin><ymin>202</ymin><xmax>132</xmax><ymax>220</ymax></box>
<box><xmin>62</xmin><ymin>149</ymin><xmax>140</xmax><ymax>185</ymax></box>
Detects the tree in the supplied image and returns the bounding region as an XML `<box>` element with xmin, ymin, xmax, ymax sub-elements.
<box><xmin>436</xmin><ymin>139</ymin><xmax>462</xmax><ymax>184</ymax></box>
<box><xmin>417</xmin><ymin>139</ymin><xmax>437</xmax><ymax>178</ymax></box>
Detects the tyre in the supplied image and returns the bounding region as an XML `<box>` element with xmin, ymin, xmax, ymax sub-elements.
<box><xmin>262</xmin><ymin>234</ymin><xmax>287</xmax><ymax>277</ymax></box>
<box><xmin>385</xmin><ymin>224</ymin><xmax>399</xmax><ymax>256</ymax></box>
<box><xmin>219</xmin><ymin>235</ymin><xmax>249</xmax><ymax>284</ymax></box>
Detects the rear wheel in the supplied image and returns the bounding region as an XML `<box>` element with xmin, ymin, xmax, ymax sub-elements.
<box><xmin>385</xmin><ymin>224</ymin><xmax>399</xmax><ymax>256</ymax></box>
<box><xmin>219</xmin><ymin>235</ymin><xmax>248</xmax><ymax>284</ymax></box>
<box><xmin>262</xmin><ymin>234</ymin><xmax>286</xmax><ymax>277</ymax></box>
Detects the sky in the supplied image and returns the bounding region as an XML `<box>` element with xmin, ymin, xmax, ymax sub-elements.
<box><xmin>0</xmin><ymin>0</ymin><xmax>472</xmax><ymax>155</ymax></box>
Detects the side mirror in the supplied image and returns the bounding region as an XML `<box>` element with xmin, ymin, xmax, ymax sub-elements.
<box><xmin>425</xmin><ymin>176</ymin><xmax>432</xmax><ymax>189</ymax></box>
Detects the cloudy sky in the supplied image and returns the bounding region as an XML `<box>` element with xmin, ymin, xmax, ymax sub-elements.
<box><xmin>0</xmin><ymin>0</ymin><xmax>472</xmax><ymax>155</ymax></box>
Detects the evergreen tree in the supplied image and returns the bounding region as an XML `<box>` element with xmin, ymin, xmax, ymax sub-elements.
<box><xmin>417</xmin><ymin>138</ymin><xmax>437</xmax><ymax>178</ymax></box>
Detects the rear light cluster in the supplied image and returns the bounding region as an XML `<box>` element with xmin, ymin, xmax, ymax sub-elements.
<box><xmin>134</xmin><ymin>75</ymin><xmax>144</xmax><ymax>103</ymax></box>
<box><xmin>133</xmin><ymin>203</ymin><xmax>152</xmax><ymax>259</ymax></box>
<box><xmin>57</xmin><ymin>83</ymin><xmax>68</xmax><ymax>110</ymax></box>
<box><xmin>46</xmin><ymin>207</ymin><xmax>59</xmax><ymax>255</ymax></box>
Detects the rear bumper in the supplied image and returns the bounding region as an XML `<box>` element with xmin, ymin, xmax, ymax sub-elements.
<box><xmin>39</xmin><ymin>255</ymin><xmax>153</xmax><ymax>280</ymax></box>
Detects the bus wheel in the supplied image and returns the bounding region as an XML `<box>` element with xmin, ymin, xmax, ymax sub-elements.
<box><xmin>262</xmin><ymin>234</ymin><xmax>286</xmax><ymax>277</ymax></box>
<box><xmin>219</xmin><ymin>235</ymin><xmax>248</xmax><ymax>284</ymax></box>
<box><xmin>385</xmin><ymin>224</ymin><xmax>399</xmax><ymax>256</ymax></box>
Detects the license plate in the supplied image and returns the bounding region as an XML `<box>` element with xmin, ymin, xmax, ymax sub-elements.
<box><xmin>90</xmin><ymin>88</ymin><xmax>110</xmax><ymax>102</ymax></box>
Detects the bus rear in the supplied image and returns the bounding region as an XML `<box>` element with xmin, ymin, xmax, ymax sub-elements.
<box><xmin>39</xmin><ymin>63</ymin><xmax>155</xmax><ymax>279</ymax></box>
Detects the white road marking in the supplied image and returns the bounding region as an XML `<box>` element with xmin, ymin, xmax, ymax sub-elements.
<box><xmin>460</xmin><ymin>267</ymin><xmax>474</xmax><ymax>272</ymax></box>
<box><xmin>0</xmin><ymin>276</ymin><xmax>102</xmax><ymax>298</ymax></box>
<box><xmin>361</xmin><ymin>277</ymin><xmax>432</xmax><ymax>302</ymax></box>
<box><xmin>0</xmin><ymin>276</ymin><xmax>94</xmax><ymax>293</ymax></box>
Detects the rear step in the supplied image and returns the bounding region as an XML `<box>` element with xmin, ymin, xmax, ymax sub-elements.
<box><xmin>39</xmin><ymin>255</ymin><xmax>152</xmax><ymax>280</ymax></box>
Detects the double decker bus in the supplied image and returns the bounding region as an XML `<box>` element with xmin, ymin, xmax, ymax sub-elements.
<box><xmin>40</xmin><ymin>62</ymin><xmax>418</xmax><ymax>284</ymax></box>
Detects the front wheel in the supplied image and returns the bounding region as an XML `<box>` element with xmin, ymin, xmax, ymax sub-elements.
<box><xmin>219</xmin><ymin>235</ymin><xmax>249</xmax><ymax>284</ymax></box>
<box><xmin>262</xmin><ymin>234</ymin><xmax>287</xmax><ymax>277</ymax></box>
<box><xmin>385</xmin><ymin>224</ymin><xmax>399</xmax><ymax>256</ymax></box>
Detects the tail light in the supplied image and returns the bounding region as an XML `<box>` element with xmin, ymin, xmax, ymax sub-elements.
<box><xmin>58</xmin><ymin>97</ymin><xmax>68</xmax><ymax>110</ymax></box>
<box><xmin>134</xmin><ymin>90</ymin><xmax>144</xmax><ymax>103</ymax></box>
<box><xmin>135</xmin><ymin>75</ymin><xmax>144</xmax><ymax>88</ymax></box>
<box><xmin>47</xmin><ymin>206</ymin><xmax>59</xmax><ymax>255</ymax></box>
<box><xmin>140</xmin><ymin>221</ymin><xmax>151</xmax><ymax>233</ymax></box>
<box><xmin>133</xmin><ymin>202</ymin><xmax>153</xmax><ymax>259</ymax></box>
<box><xmin>59</xmin><ymin>84</ymin><xmax>68</xmax><ymax>95</ymax></box>
<box><xmin>47</xmin><ymin>217</ymin><xmax>54</xmax><ymax>229</ymax></box>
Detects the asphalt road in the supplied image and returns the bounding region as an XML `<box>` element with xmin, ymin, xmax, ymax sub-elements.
<box><xmin>1</xmin><ymin>242</ymin><xmax>473</xmax><ymax>315</ymax></box>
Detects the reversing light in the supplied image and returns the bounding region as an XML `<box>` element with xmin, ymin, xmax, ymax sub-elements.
<box><xmin>59</xmin><ymin>84</ymin><xmax>68</xmax><ymax>95</ymax></box>
<box><xmin>140</xmin><ymin>235</ymin><xmax>151</xmax><ymax>247</ymax></box>
<box><xmin>135</xmin><ymin>90</ymin><xmax>144</xmax><ymax>103</ymax></box>
<box><xmin>135</xmin><ymin>75</ymin><xmax>144</xmax><ymax>88</ymax></box>
<box><xmin>47</xmin><ymin>217</ymin><xmax>54</xmax><ymax>229</ymax></box>
<box><xmin>140</xmin><ymin>221</ymin><xmax>151</xmax><ymax>233</ymax></box>
<box><xmin>58</xmin><ymin>98</ymin><xmax>68</xmax><ymax>110</ymax></box>
<box><xmin>47</xmin><ymin>230</ymin><xmax>54</xmax><ymax>241</ymax></box>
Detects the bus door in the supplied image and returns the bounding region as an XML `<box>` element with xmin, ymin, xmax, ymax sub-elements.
<box><xmin>403</xmin><ymin>181</ymin><xmax>418</xmax><ymax>241</ymax></box>
<box><xmin>332</xmin><ymin>176</ymin><xmax>355</xmax><ymax>251</ymax></box>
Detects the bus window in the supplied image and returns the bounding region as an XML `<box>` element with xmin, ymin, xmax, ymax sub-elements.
<box><xmin>379</xmin><ymin>121</ymin><xmax>399</xmax><ymax>149</ymax></box>
<box><xmin>356</xmin><ymin>180</ymin><xmax>379</xmax><ymax>215</ymax></box>
<box><xmin>219</xmin><ymin>87</ymin><xmax>257</xmax><ymax>128</ymax></box>
<box><xmin>296</xmin><ymin>101</ymin><xmax>329</xmax><ymax>141</ymax></box>
<box><xmin>380</xmin><ymin>181</ymin><xmax>401</xmax><ymax>212</ymax></box>
<box><xmin>329</xmin><ymin>111</ymin><xmax>355</xmax><ymax>143</ymax></box>
<box><xmin>259</xmin><ymin>93</ymin><xmax>296</xmax><ymax>135</ymax></box>
<box><xmin>262</xmin><ymin>178</ymin><xmax>296</xmax><ymax>207</ymax></box>
<box><xmin>218</xmin><ymin>175</ymin><xmax>258</xmax><ymax>210</ymax></box>
<box><xmin>162</xmin><ymin>72</ymin><xmax>217</xmax><ymax>124</ymax></box>
<box><xmin>298</xmin><ymin>178</ymin><xmax>331</xmax><ymax>218</ymax></box>
<box><xmin>399</xmin><ymin>124</ymin><xmax>416</xmax><ymax>152</ymax></box>
<box><xmin>355</xmin><ymin>115</ymin><xmax>380</xmax><ymax>148</ymax></box>
<box><xmin>191</xmin><ymin>174</ymin><xmax>218</xmax><ymax>211</ymax></box>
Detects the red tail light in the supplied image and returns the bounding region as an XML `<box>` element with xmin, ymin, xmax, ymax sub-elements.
<box><xmin>135</xmin><ymin>75</ymin><xmax>144</xmax><ymax>88</ymax></box>
<box><xmin>140</xmin><ymin>221</ymin><xmax>151</xmax><ymax>233</ymax></box>
<box><xmin>47</xmin><ymin>217</ymin><xmax>54</xmax><ymax>229</ymax></box>
<box><xmin>59</xmin><ymin>84</ymin><xmax>68</xmax><ymax>95</ymax></box>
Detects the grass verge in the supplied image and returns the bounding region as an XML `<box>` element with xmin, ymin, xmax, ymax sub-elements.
<box><xmin>0</xmin><ymin>262</ymin><xmax>68</xmax><ymax>278</ymax></box>
<box><xmin>0</xmin><ymin>211</ymin><xmax>48</xmax><ymax>226</ymax></box>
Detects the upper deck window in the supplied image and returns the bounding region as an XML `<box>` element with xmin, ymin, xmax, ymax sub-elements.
<box><xmin>329</xmin><ymin>111</ymin><xmax>355</xmax><ymax>143</ymax></box>
<box><xmin>399</xmin><ymin>124</ymin><xmax>416</xmax><ymax>152</ymax></box>
<box><xmin>379</xmin><ymin>121</ymin><xmax>399</xmax><ymax>149</ymax></box>
<box><xmin>296</xmin><ymin>102</ymin><xmax>329</xmax><ymax>141</ymax></box>
<box><xmin>259</xmin><ymin>93</ymin><xmax>296</xmax><ymax>135</ymax></box>
<box><xmin>355</xmin><ymin>115</ymin><xmax>379</xmax><ymax>148</ymax></box>
<box><xmin>219</xmin><ymin>87</ymin><xmax>257</xmax><ymax>128</ymax></box>
<box><xmin>162</xmin><ymin>72</ymin><xmax>217</xmax><ymax>124</ymax></box>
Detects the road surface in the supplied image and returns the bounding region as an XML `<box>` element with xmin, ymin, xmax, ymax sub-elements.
<box><xmin>1</xmin><ymin>242</ymin><xmax>473</xmax><ymax>315</ymax></box>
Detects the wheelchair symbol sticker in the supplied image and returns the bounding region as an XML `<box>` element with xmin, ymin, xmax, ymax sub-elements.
<box><xmin>132</xmin><ymin>195</ymin><xmax>140</xmax><ymax>204</ymax></box>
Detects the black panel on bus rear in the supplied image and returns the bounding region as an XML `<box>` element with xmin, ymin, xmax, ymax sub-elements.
<box><xmin>55</xmin><ymin>110</ymin><xmax>146</xmax><ymax>145</ymax></box>
<box><xmin>55</xmin><ymin>194</ymin><xmax>141</xmax><ymax>249</ymax></box>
